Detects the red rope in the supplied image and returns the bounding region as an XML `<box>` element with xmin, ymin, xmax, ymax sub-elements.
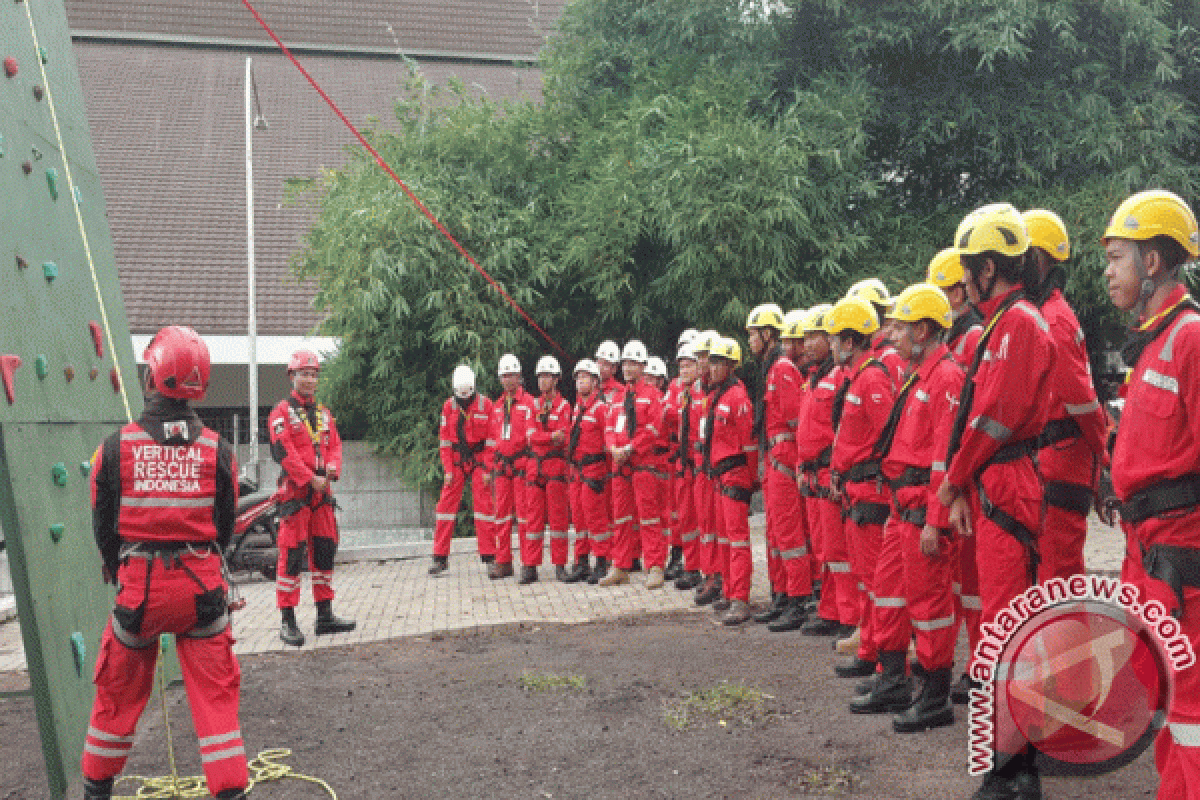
<box><xmin>240</xmin><ymin>0</ymin><xmax>571</xmax><ymax>363</ymax></box>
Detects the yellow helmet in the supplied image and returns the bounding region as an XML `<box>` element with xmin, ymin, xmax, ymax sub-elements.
<box><xmin>888</xmin><ymin>283</ymin><xmax>953</xmax><ymax>329</ymax></box>
<box><xmin>710</xmin><ymin>336</ymin><xmax>742</xmax><ymax>366</ymax></box>
<box><xmin>846</xmin><ymin>278</ymin><xmax>894</xmax><ymax>309</ymax></box>
<box><xmin>1102</xmin><ymin>189</ymin><xmax>1199</xmax><ymax>258</ymax></box>
<box><xmin>781</xmin><ymin>309</ymin><xmax>808</xmax><ymax>340</ymax></box>
<box><xmin>954</xmin><ymin>202</ymin><xmax>1030</xmax><ymax>258</ymax></box>
<box><xmin>804</xmin><ymin>303</ymin><xmax>834</xmax><ymax>334</ymax></box>
<box><xmin>825</xmin><ymin>296</ymin><xmax>879</xmax><ymax>336</ymax></box>
<box><xmin>746</xmin><ymin>303</ymin><xmax>785</xmax><ymax>331</ymax></box>
<box><xmin>692</xmin><ymin>330</ymin><xmax>720</xmax><ymax>354</ymax></box>
<box><xmin>1023</xmin><ymin>209</ymin><xmax>1070</xmax><ymax>261</ymax></box>
<box><xmin>926</xmin><ymin>248</ymin><xmax>965</xmax><ymax>288</ymax></box>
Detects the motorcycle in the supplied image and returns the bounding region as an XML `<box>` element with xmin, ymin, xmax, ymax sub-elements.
<box><xmin>227</xmin><ymin>475</ymin><xmax>279</xmax><ymax>581</ymax></box>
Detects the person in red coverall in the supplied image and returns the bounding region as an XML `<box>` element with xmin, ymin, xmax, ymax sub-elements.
<box><xmin>430</xmin><ymin>364</ymin><xmax>494</xmax><ymax>576</ymax></box>
<box><xmin>646</xmin><ymin>356</ymin><xmax>675</xmax><ymax>575</ymax></box>
<box><xmin>847</xmin><ymin>279</ymin><xmax>906</xmax><ymax>388</ymax></box>
<box><xmin>702</xmin><ymin>337</ymin><xmax>759</xmax><ymax>625</ymax></box>
<box><xmin>485</xmin><ymin>354</ymin><xmax>533</xmax><ymax>580</ymax></box>
<box><xmin>82</xmin><ymin>326</ymin><xmax>248</xmax><ymax>800</ymax></box>
<box><xmin>750</xmin><ymin>305</ymin><xmax>814</xmax><ymax>631</ymax></box>
<box><xmin>669</xmin><ymin>340</ymin><xmax>704</xmax><ymax>589</ymax></box>
<box><xmin>926</xmin><ymin>247</ymin><xmax>986</xmax><ymax>706</ymax></box>
<box><xmin>826</xmin><ymin>297</ymin><xmax>896</xmax><ymax>678</ymax></box>
<box><xmin>269</xmin><ymin>350</ymin><xmax>355</xmax><ymax>648</ymax></box>
<box><xmin>935</xmin><ymin>203</ymin><xmax>1055</xmax><ymax>800</ymax></box>
<box><xmin>522</xmin><ymin>356</ymin><xmax>572</xmax><ymax>584</ymax></box>
<box><xmin>1022</xmin><ymin>209</ymin><xmax>1109</xmax><ymax>583</ymax></box>
<box><xmin>1102</xmin><ymin>190</ymin><xmax>1200</xmax><ymax>800</ymax></box>
<box><xmin>849</xmin><ymin>285</ymin><xmax>963</xmax><ymax>731</ymax></box>
<box><xmin>600</xmin><ymin>340</ymin><xmax>667</xmax><ymax>588</ymax></box>
<box><xmin>796</xmin><ymin>306</ymin><xmax>858</xmax><ymax>639</ymax></box>
<box><xmin>690</xmin><ymin>331</ymin><xmax>725</xmax><ymax>604</ymax></box>
<box><xmin>565</xmin><ymin>359</ymin><xmax>609</xmax><ymax>584</ymax></box>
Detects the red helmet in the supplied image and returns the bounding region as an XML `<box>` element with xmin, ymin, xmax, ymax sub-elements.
<box><xmin>288</xmin><ymin>349</ymin><xmax>321</xmax><ymax>373</ymax></box>
<box><xmin>143</xmin><ymin>326</ymin><xmax>210</xmax><ymax>399</ymax></box>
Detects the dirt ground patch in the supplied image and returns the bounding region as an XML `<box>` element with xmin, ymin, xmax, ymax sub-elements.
<box><xmin>0</xmin><ymin>612</ymin><xmax>1157</xmax><ymax>799</ymax></box>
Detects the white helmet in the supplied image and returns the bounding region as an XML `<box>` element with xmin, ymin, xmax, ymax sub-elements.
<box><xmin>452</xmin><ymin>364</ymin><xmax>475</xmax><ymax>398</ymax></box>
<box><xmin>574</xmin><ymin>359</ymin><xmax>601</xmax><ymax>379</ymax></box>
<box><xmin>677</xmin><ymin>328</ymin><xmax>699</xmax><ymax>348</ymax></box>
<box><xmin>646</xmin><ymin>356</ymin><xmax>668</xmax><ymax>378</ymax></box>
<box><xmin>535</xmin><ymin>355</ymin><xmax>562</xmax><ymax>376</ymax></box>
<box><xmin>497</xmin><ymin>353</ymin><xmax>521</xmax><ymax>376</ymax></box>
<box><xmin>595</xmin><ymin>340</ymin><xmax>620</xmax><ymax>364</ymax></box>
<box><xmin>621</xmin><ymin>339</ymin><xmax>648</xmax><ymax>363</ymax></box>
<box><xmin>676</xmin><ymin>341</ymin><xmax>697</xmax><ymax>362</ymax></box>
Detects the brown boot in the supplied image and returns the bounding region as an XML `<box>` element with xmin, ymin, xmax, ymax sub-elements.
<box><xmin>488</xmin><ymin>561</ymin><xmax>514</xmax><ymax>580</ymax></box>
<box><xmin>835</xmin><ymin>626</ymin><xmax>862</xmax><ymax>655</ymax></box>
<box><xmin>645</xmin><ymin>566</ymin><xmax>665</xmax><ymax>590</ymax></box>
<box><xmin>598</xmin><ymin>567</ymin><xmax>630</xmax><ymax>587</ymax></box>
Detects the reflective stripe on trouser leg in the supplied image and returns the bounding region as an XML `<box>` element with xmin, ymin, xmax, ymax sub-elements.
<box><xmin>818</xmin><ymin>494</ymin><xmax>859</xmax><ymax>626</ymax></box>
<box><xmin>471</xmin><ymin>466</ymin><xmax>496</xmax><ymax>558</ymax></box>
<box><xmin>610</xmin><ymin>474</ymin><xmax>637</xmax><ymax>570</ymax></box>
<box><xmin>492</xmin><ymin>474</ymin><xmax>517</xmax><ymax>564</ymax></box>
<box><xmin>82</xmin><ymin>624</ymin><xmax>157</xmax><ymax>781</ymax></box>
<box><xmin>871</xmin><ymin>516</ymin><xmax>910</xmax><ymax>654</ymax></box>
<box><xmin>767</xmin><ymin>461</ymin><xmax>812</xmax><ymax>597</ymax></box>
<box><xmin>577</xmin><ymin>477</ymin><xmax>611</xmax><ymax>559</ymax></box>
<box><xmin>632</xmin><ymin>469</ymin><xmax>667</xmax><ymax>569</ymax></box>
<box><xmin>434</xmin><ymin>467</ymin><xmax>467</xmax><ymax>557</ymax></box>
<box><xmin>675</xmin><ymin>472</ymin><xmax>698</xmax><ymax>570</ymax></box>
<box><xmin>545</xmin><ymin>478</ymin><xmax>570</xmax><ymax>565</ymax></box>
<box><xmin>692</xmin><ymin>472</ymin><xmax>713</xmax><ymax>575</ymax></box>
<box><xmin>523</xmin><ymin>481</ymin><xmax>548</xmax><ymax>566</ymax></box>
<box><xmin>275</xmin><ymin>505</ymin><xmax>311</xmax><ymax>608</ymax></box>
<box><xmin>721</xmin><ymin>491</ymin><xmax>753</xmax><ymax>602</ymax></box>
<box><xmin>899</xmin><ymin>517</ymin><xmax>958</xmax><ymax>670</ymax></box>
<box><xmin>957</xmin><ymin>528</ymin><xmax>983</xmax><ymax>671</ymax></box>
<box><xmin>1037</xmin><ymin>501</ymin><xmax>1088</xmax><ymax>583</ymax></box>
<box><xmin>177</xmin><ymin>629</ymin><xmax>249</xmax><ymax>794</ymax></box>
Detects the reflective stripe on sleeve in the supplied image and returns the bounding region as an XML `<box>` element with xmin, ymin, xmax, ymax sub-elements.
<box><xmin>1064</xmin><ymin>400</ymin><xmax>1100</xmax><ymax>415</ymax></box>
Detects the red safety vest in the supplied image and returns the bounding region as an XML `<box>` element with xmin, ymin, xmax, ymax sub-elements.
<box><xmin>117</xmin><ymin>423</ymin><xmax>220</xmax><ymax>543</ymax></box>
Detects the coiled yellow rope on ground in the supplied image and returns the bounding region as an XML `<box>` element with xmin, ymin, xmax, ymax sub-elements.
<box><xmin>112</xmin><ymin>749</ymin><xmax>338</xmax><ymax>799</ymax></box>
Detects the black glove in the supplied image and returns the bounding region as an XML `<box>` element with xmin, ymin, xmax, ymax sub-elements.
<box><xmin>1095</xmin><ymin>467</ymin><xmax>1119</xmax><ymax>526</ymax></box>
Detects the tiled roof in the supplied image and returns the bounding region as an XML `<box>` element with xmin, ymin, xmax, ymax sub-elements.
<box><xmin>76</xmin><ymin>41</ymin><xmax>544</xmax><ymax>334</ymax></box>
<box><xmin>65</xmin><ymin>0</ymin><xmax>566</xmax><ymax>60</ymax></box>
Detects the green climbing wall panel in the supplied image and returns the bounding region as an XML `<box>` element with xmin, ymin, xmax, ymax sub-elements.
<box><xmin>1</xmin><ymin>1</ymin><xmax>144</xmax><ymax>796</ymax></box>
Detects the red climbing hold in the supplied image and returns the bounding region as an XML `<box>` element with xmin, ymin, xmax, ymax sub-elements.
<box><xmin>89</xmin><ymin>321</ymin><xmax>104</xmax><ymax>358</ymax></box>
<box><xmin>3</xmin><ymin>57</ymin><xmax>17</xmax><ymax>78</ymax></box>
<box><xmin>1</xmin><ymin>355</ymin><xmax>22</xmax><ymax>404</ymax></box>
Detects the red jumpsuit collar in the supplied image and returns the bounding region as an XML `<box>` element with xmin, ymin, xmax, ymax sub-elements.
<box><xmin>975</xmin><ymin>285</ymin><xmax>1024</xmax><ymax>321</ymax></box>
<box><xmin>915</xmin><ymin>342</ymin><xmax>951</xmax><ymax>382</ymax></box>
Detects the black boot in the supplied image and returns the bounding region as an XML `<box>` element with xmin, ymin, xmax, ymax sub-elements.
<box><xmin>970</xmin><ymin>752</ymin><xmax>1025</xmax><ymax>800</ymax></box>
<box><xmin>215</xmin><ymin>790</ymin><xmax>249</xmax><ymax>800</ymax></box>
<box><xmin>481</xmin><ymin>554</ymin><xmax>495</xmax><ymax>564</ymax></box>
<box><xmin>588</xmin><ymin>557</ymin><xmax>609</xmax><ymax>585</ymax></box>
<box><xmin>694</xmin><ymin>575</ymin><xmax>722</xmax><ymax>606</ymax></box>
<box><xmin>314</xmin><ymin>600</ymin><xmax>356</xmax><ymax>635</ymax></box>
<box><xmin>518</xmin><ymin>565</ymin><xmax>539</xmax><ymax>585</ymax></box>
<box><xmin>800</xmin><ymin>615</ymin><xmax>841</xmax><ymax>636</ymax></box>
<box><xmin>1011</xmin><ymin>747</ymin><xmax>1042</xmax><ymax>800</ymax></box>
<box><xmin>753</xmin><ymin>591</ymin><xmax>788</xmax><ymax>624</ymax></box>
<box><xmin>855</xmin><ymin>673</ymin><xmax>878</xmax><ymax>696</ymax></box>
<box><xmin>849</xmin><ymin>651</ymin><xmax>912</xmax><ymax>713</ymax></box>
<box><xmin>563</xmin><ymin>556</ymin><xmax>591</xmax><ymax>583</ymax></box>
<box><xmin>630</xmin><ymin>558</ymin><xmax>643</xmax><ymax>573</ymax></box>
<box><xmin>674</xmin><ymin>569</ymin><xmax>702</xmax><ymax>590</ymax></box>
<box><xmin>280</xmin><ymin>607</ymin><xmax>305</xmax><ymax>647</ymax></box>
<box><xmin>834</xmin><ymin>655</ymin><xmax>878</xmax><ymax>679</ymax></box>
<box><xmin>428</xmin><ymin>555</ymin><xmax>449</xmax><ymax>575</ymax></box>
<box><xmin>663</xmin><ymin>546</ymin><xmax>685</xmax><ymax>581</ymax></box>
<box><xmin>83</xmin><ymin>776</ymin><xmax>114</xmax><ymax>800</ymax></box>
<box><xmin>768</xmin><ymin>596</ymin><xmax>810</xmax><ymax>632</ymax></box>
<box><xmin>951</xmin><ymin>672</ymin><xmax>983</xmax><ymax>705</ymax></box>
<box><xmin>894</xmin><ymin>666</ymin><xmax>955</xmax><ymax>733</ymax></box>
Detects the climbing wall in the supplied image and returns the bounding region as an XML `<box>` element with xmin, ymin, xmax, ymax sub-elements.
<box><xmin>1</xmin><ymin>1</ymin><xmax>142</xmax><ymax>796</ymax></box>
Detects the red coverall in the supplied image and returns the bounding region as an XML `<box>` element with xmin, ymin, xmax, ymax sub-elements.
<box><xmin>763</xmin><ymin>354</ymin><xmax>813</xmax><ymax>599</ymax></box>
<box><xmin>662</xmin><ymin>378</ymin><xmax>685</xmax><ymax>550</ymax></box>
<box><xmin>689</xmin><ymin>381</ymin><xmax>717</xmax><ymax>576</ymax></box>
<box><xmin>1111</xmin><ymin>287</ymin><xmax>1200</xmax><ymax>798</ymax></box>
<box><xmin>568</xmin><ymin>391</ymin><xmax>610</xmax><ymax>561</ymax></box>
<box><xmin>525</xmin><ymin>392</ymin><xmax>572</xmax><ymax>566</ymax></box>
<box><xmin>84</xmin><ymin>407</ymin><xmax>247</xmax><ymax>795</ymax></box>
<box><xmin>833</xmin><ymin>353</ymin><xmax>895</xmax><ymax>663</ymax></box>
<box><xmin>605</xmin><ymin>378</ymin><xmax>666</xmax><ymax>570</ymax></box>
<box><xmin>947</xmin><ymin>312</ymin><xmax>984</xmax><ymax>664</ymax></box>
<box><xmin>798</xmin><ymin>360</ymin><xmax>857</xmax><ymax>626</ymax></box>
<box><xmin>1036</xmin><ymin>288</ymin><xmax>1108</xmax><ymax>581</ymax></box>
<box><xmin>704</xmin><ymin>376</ymin><xmax>758</xmax><ymax>602</ymax></box>
<box><xmin>944</xmin><ymin>288</ymin><xmax>1054</xmax><ymax>675</ymax></box>
<box><xmin>269</xmin><ymin>391</ymin><xmax>344</xmax><ymax>609</ymax></box>
<box><xmin>671</xmin><ymin>381</ymin><xmax>701</xmax><ymax>572</ymax></box>
<box><xmin>485</xmin><ymin>388</ymin><xmax>534</xmax><ymax>566</ymax></box>
<box><xmin>600</xmin><ymin>377</ymin><xmax>624</xmax><ymax>551</ymax></box>
<box><xmin>873</xmin><ymin>335</ymin><xmax>907</xmax><ymax>388</ymax></box>
<box><xmin>874</xmin><ymin>346</ymin><xmax>963</xmax><ymax>670</ymax></box>
<box><xmin>434</xmin><ymin>394</ymin><xmax>494</xmax><ymax>559</ymax></box>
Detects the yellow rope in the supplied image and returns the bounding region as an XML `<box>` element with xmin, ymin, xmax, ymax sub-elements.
<box><xmin>20</xmin><ymin>8</ymin><xmax>337</xmax><ymax>800</ymax></box>
<box><xmin>22</xmin><ymin>0</ymin><xmax>133</xmax><ymax>421</ymax></box>
<box><xmin>112</xmin><ymin>749</ymin><xmax>338</xmax><ymax>799</ymax></box>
